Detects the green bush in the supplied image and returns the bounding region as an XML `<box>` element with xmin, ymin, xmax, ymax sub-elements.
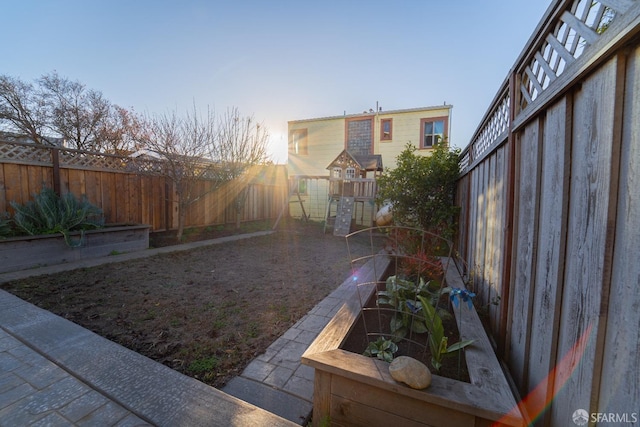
<box><xmin>0</xmin><ymin>212</ymin><xmax>11</xmax><ymax>238</ymax></box>
<box><xmin>11</xmin><ymin>187</ymin><xmax>104</xmax><ymax>246</ymax></box>
<box><xmin>376</xmin><ymin>142</ymin><xmax>461</xmax><ymax>240</ymax></box>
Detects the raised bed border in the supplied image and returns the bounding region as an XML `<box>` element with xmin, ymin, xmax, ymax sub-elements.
<box><xmin>301</xmin><ymin>255</ymin><xmax>524</xmax><ymax>426</ymax></box>
<box><xmin>0</xmin><ymin>225</ymin><xmax>150</xmax><ymax>274</ymax></box>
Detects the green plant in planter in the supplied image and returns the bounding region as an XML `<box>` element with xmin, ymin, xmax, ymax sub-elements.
<box><xmin>363</xmin><ymin>337</ymin><xmax>398</xmax><ymax>362</ymax></box>
<box><xmin>0</xmin><ymin>212</ymin><xmax>11</xmax><ymax>238</ymax></box>
<box><xmin>418</xmin><ymin>288</ymin><xmax>475</xmax><ymax>372</ymax></box>
<box><xmin>377</xmin><ymin>275</ymin><xmax>451</xmax><ymax>341</ymax></box>
<box><xmin>11</xmin><ymin>187</ymin><xmax>104</xmax><ymax>247</ymax></box>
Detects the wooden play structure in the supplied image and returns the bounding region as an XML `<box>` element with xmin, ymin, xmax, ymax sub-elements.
<box><xmin>324</xmin><ymin>150</ymin><xmax>382</xmax><ymax>236</ymax></box>
<box><xmin>285</xmin><ymin>150</ymin><xmax>382</xmax><ymax>235</ymax></box>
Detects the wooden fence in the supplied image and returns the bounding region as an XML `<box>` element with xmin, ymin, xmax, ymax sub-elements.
<box><xmin>456</xmin><ymin>0</ymin><xmax>640</xmax><ymax>425</ymax></box>
<box><xmin>0</xmin><ymin>141</ymin><xmax>288</xmax><ymax>232</ymax></box>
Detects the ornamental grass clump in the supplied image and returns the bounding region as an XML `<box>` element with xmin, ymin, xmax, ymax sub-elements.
<box><xmin>11</xmin><ymin>187</ymin><xmax>104</xmax><ymax>246</ymax></box>
<box><xmin>0</xmin><ymin>213</ymin><xmax>11</xmax><ymax>238</ymax></box>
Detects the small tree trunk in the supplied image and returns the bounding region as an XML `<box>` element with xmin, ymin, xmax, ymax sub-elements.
<box><xmin>176</xmin><ymin>202</ymin><xmax>187</xmax><ymax>241</ymax></box>
<box><xmin>234</xmin><ymin>187</ymin><xmax>247</xmax><ymax>230</ymax></box>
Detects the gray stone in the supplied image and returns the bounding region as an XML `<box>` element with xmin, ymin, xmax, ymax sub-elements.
<box><xmin>389</xmin><ymin>356</ymin><xmax>432</xmax><ymax>389</ymax></box>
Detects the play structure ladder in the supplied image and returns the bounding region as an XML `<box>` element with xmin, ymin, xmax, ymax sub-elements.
<box><xmin>333</xmin><ymin>196</ymin><xmax>354</xmax><ymax>236</ymax></box>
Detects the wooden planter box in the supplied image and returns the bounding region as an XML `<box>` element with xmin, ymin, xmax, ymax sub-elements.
<box><xmin>302</xmin><ymin>255</ymin><xmax>524</xmax><ymax>427</ymax></box>
<box><xmin>0</xmin><ymin>225</ymin><xmax>150</xmax><ymax>274</ymax></box>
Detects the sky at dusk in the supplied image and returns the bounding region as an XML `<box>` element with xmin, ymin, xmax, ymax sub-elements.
<box><xmin>3</xmin><ymin>1</ymin><xmax>551</xmax><ymax>163</ymax></box>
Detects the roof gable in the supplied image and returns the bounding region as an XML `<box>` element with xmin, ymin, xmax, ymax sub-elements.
<box><xmin>326</xmin><ymin>149</ymin><xmax>383</xmax><ymax>172</ymax></box>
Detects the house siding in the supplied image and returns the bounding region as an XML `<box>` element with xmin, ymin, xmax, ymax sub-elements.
<box><xmin>288</xmin><ymin>105</ymin><xmax>452</xmax><ymax>177</ymax></box>
<box><xmin>287</xmin><ymin>105</ymin><xmax>452</xmax><ymax>224</ymax></box>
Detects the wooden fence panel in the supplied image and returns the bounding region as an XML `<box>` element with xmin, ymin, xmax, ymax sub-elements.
<box><xmin>83</xmin><ymin>171</ymin><xmax>101</xmax><ymax>211</ymax></box>
<box><xmin>456</xmin><ymin>2</ymin><xmax>640</xmax><ymax>424</ymax></box>
<box><xmin>551</xmin><ymin>57</ymin><xmax>618</xmax><ymax>424</ymax></box>
<box><xmin>25</xmin><ymin>164</ymin><xmax>51</xmax><ymax>196</ymax></box>
<box><xmin>508</xmin><ymin>118</ymin><xmax>541</xmax><ymax>391</ymax></box>
<box><xmin>465</xmin><ymin>168</ymin><xmax>477</xmax><ymax>281</ymax></box>
<box><xmin>0</xmin><ymin>142</ymin><xmax>287</xmax><ymax>232</ymax></box>
<box><xmin>473</xmin><ymin>162</ymin><xmax>487</xmax><ymax>292</ymax></box>
<box><xmin>599</xmin><ymin>45</ymin><xmax>640</xmax><ymax>416</ymax></box>
<box><xmin>525</xmin><ymin>98</ymin><xmax>570</xmax><ymax>422</ymax></box>
<box><xmin>3</xmin><ymin>163</ymin><xmax>26</xmax><ymax>208</ymax></box>
<box><xmin>113</xmin><ymin>173</ymin><xmax>126</xmax><ymax>223</ymax></box>
<box><xmin>101</xmin><ymin>172</ymin><xmax>117</xmax><ymax>224</ymax></box>
<box><xmin>455</xmin><ymin>173</ymin><xmax>469</xmax><ymax>264</ymax></box>
<box><xmin>488</xmin><ymin>145</ymin><xmax>506</xmax><ymax>333</ymax></box>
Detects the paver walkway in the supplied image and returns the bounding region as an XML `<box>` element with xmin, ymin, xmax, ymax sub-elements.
<box><xmin>0</xmin><ymin>231</ymin><xmax>370</xmax><ymax>425</ymax></box>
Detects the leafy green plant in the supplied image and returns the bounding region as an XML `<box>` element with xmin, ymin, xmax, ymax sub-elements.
<box><xmin>363</xmin><ymin>337</ymin><xmax>398</xmax><ymax>362</ymax></box>
<box><xmin>376</xmin><ymin>142</ymin><xmax>461</xmax><ymax>239</ymax></box>
<box><xmin>10</xmin><ymin>187</ymin><xmax>104</xmax><ymax>247</ymax></box>
<box><xmin>418</xmin><ymin>290</ymin><xmax>475</xmax><ymax>372</ymax></box>
<box><xmin>377</xmin><ymin>275</ymin><xmax>451</xmax><ymax>341</ymax></box>
<box><xmin>0</xmin><ymin>212</ymin><xmax>11</xmax><ymax>238</ymax></box>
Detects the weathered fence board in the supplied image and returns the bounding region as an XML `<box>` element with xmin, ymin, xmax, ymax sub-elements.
<box><xmin>598</xmin><ymin>44</ymin><xmax>640</xmax><ymax>416</ymax></box>
<box><xmin>525</xmin><ymin>98</ymin><xmax>570</xmax><ymax>422</ymax></box>
<box><xmin>489</xmin><ymin>145</ymin><xmax>506</xmax><ymax>333</ymax></box>
<box><xmin>508</xmin><ymin>119</ymin><xmax>541</xmax><ymax>391</ymax></box>
<box><xmin>551</xmin><ymin>57</ymin><xmax>618</xmax><ymax>424</ymax></box>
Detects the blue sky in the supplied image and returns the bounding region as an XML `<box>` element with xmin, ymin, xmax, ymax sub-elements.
<box><xmin>3</xmin><ymin>1</ymin><xmax>551</xmax><ymax>162</ymax></box>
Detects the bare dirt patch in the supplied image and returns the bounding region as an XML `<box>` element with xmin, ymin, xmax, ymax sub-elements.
<box><xmin>1</xmin><ymin>219</ymin><xmax>381</xmax><ymax>388</ymax></box>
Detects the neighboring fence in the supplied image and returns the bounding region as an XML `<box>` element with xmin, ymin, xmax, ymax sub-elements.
<box><xmin>456</xmin><ymin>0</ymin><xmax>640</xmax><ymax>425</ymax></box>
<box><xmin>0</xmin><ymin>141</ymin><xmax>288</xmax><ymax>232</ymax></box>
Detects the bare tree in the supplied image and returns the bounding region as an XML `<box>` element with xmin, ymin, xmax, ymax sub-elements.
<box><xmin>1</xmin><ymin>72</ymin><xmax>141</xmax><ymax>153</ymax></box>
<box><xmin>98</xmin><ymin>105</ymin><xmax>145</xmax><ymax>154</ymax></box>
<box><xmin>139</xmin><ymin>106</ymin><xmax>270</xmax><ymax>239</ymax></box>
<box><xmin>213</xmin><ymin>108</ymin><xmax>270</xmax><ymax>228</ymax></box>
<box><xmin>39</xmin><ymin>71</ymin><xmax>111</xmax><ymax>151</ymax></box>
<box><xmin>0</xmin><ymin>75</ymin><xmax>52</xmax><ymax>144</ymax></box>
<box><xmin>139</xmin><ymin>107</ymin><xmax>217</xmax><ymax>240</ymax></box>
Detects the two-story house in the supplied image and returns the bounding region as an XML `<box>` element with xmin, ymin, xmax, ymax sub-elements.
<box><xmin>286</xmin><ymin>104</ymin><xmax>452</xmax><ymax>233</ymax></box>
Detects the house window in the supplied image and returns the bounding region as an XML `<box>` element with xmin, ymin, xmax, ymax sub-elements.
<box><xmin>345</xmin><ymin>167</ymin><xmax>356</xmax><ymax>179</ymax></box>
<box><xmin>381</xmin><ymin>119</ymin><xmax>392</xmax><ymax>141</ymax></box>
<box><xmin>420</xmin><ymin>118</ymin><xmax>447</xmax><ymax>148</ymax></box>
<box><xmin>289</xmin><ymin>129</ymin><xmax>308</xmax><ymax>155</ymax></box>
<box><xmin>332</xmin><ymin>167</ymin><xmax>342</xmax><ymax>178</ymax></box>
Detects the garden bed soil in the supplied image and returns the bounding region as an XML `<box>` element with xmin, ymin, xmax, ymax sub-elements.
<box><xmin>341</xmin><ymin>289</ymin><xmax>470</xmax><ymax>382</ymax></box>
<box><xmin>1</xmin><ymin>218</ymin><xmax>384</xmax><ymax>388</ymax></box>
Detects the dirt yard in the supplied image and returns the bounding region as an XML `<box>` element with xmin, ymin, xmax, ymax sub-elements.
<box><xmin>1</xmin><ymin>219</ymin><xmax>383</xmax><ymax>388</ymax></box>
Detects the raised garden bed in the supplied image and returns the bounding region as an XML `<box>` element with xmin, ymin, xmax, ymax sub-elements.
<box><xmin>301</xmin><ymin>254</ymin><xmax>524</xmax><ymax>427</ymax></box>
<box><xmin>0</xmin><ymin>224</ymin><xmax>150</xmax><ymax>273</ymax></box>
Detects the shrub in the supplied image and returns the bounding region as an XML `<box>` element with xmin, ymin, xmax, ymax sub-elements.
<box><xmin>11</xmin><ymin>187</ymin><xmax>104</xmax><ymax>246</ymax></box>
<box><xmin>376</xmin><ymin>142</ymin><xmax>461</xmax><ymax>240</ymax></box>
<box><xmin>0</xmin><ymin>212</ymin><xmax>11</xmax><ymax>238</ymax></box>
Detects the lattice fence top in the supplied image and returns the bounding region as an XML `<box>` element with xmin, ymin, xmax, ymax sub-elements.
<box><xmin>0</xmin><ymin>141</ymin><xmax>232</xmax><ymax>180</ymax></box>
<box><xmin>461</xmin><ymin>0</ymin><xmax>633</xmax><ymax>172</ymax></box>
<box><xmin>0</xmin><ymin>142</ymin><xmax>52</xmax><ymax>165</ymax></box>
<box><xmin>471</xmin><ymin>95</ymin><xmax>510</xmax><ymax>162</ymax></box>
<box><xmin>518</xmin><ymin>0</ymin><xmax>631</xmax><ymax>110</ymax></box>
